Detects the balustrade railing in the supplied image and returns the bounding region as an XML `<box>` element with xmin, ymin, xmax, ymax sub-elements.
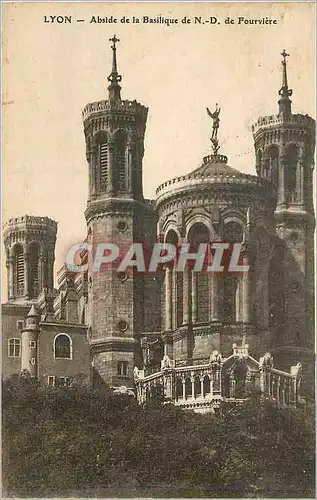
<box><xmin>134</xmin><ymin>344</ymin><xmax>302</xmax><ymax>412</ymax></box>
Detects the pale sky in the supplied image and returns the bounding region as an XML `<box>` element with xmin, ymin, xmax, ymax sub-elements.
<box><xmin>2</xmin><ymin>2</ymin><xmax>316</xmax><ymax>299</ymax></box>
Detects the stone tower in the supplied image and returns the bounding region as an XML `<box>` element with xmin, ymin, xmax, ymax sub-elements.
<box><xmin>3</xmin><ymin>215</ymin><xmax>57</xmax><ymax>303</ymax></box>
<box><xmin>252</xmin><ymin>51</ymin><xmax>315</xmax><ymax>365</ymax></box>
<box><xmin>83</xmin><ymin>36</ymin><xmax>149</xmax><ymax>388</ymax></box>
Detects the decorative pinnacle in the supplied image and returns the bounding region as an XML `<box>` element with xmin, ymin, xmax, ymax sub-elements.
<box><xmin>278</xmin><ymin>49</ymin><xmax>292</xmax><ymax>115</ymax></box>
<box><xmin>107</xmin><ymin>35</ymin><xmax>122</xmax><ymax>101</ymax></box>
<box><xmin>207</xmin><ymin>104</ymin><xmax>221</xmax><ymax>155</ymax></box>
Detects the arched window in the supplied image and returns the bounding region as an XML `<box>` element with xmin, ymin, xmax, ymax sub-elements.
<box><xmin>176</xmin><ymin>378</ymin><xmax>183</xmax><ymax>400</ymax></box>
<box><xmin>96</xmin><ymin>133</ymin><xmax>108</xmax><ymax>191</ymax></box>
<box><xmin>187</xmin><ymin>223</ymin><xmax>210</xmax><ymax>323</ymax></box>
<box><xmin>285</xmin><ymin>144</ymin><xmax>298</xmax><ymax>202</ymax></box>
<box><xmin>114</xmin><ymin>131</ymin><xmax>126</xmax><ymax>191</ymax></box>
<box><xmin>29</xmin><ymin>242</ymin><xmax>40</xmax><ymax>298</ymax></box>
<box><xmin>54</xmin><ymin>334</ymin><xmax>72</xmax><ymax>360</ymax></box>
<box><xmin>203</xmin><ymin>374</ymin><xmax>210</xmax><ymax>396</ymax></box>
<box><xmin>13</xmin><ymin>244</ymin><xmax>24</xmax><ymax>297</ymax></box>
<box><xmin>99</xmin><ymin>142</ymin><xmax>109</xmax><ymax>188</ymax></box>
<box><xmin>256</xmin><ymin>149</ymin><xmax>262</xmax><ymax>175</ymax></box>
<box><xmin>267</xmin><ymin>145</ymin><xmax>279</xmax><ymax>187</ymax></box>
<box><xmin>194</xmin><ymin>376</ymin><xmax>201</xmax><ymax>397</ymax></box>
<box><xmin>165</xmin><ymin>229</ymin><xmax>182</xmax><ymax>329</ymax></box>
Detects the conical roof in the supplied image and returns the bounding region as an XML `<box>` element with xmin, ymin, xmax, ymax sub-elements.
<box><xmin>27</xmin><ymin>304</ymin><xmax>39</xmax><ymax>317</ymax></box>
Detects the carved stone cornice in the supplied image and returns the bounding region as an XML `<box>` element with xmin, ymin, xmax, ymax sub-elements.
<box><xmin>90</xmin><ymin>337</ymin><xmax>138</xmax><ymax>354</ymax></box>
<box><xmin>85</xmin><ymin>196</ymin><xmax>155</xmax><ymax>223</ymax></box>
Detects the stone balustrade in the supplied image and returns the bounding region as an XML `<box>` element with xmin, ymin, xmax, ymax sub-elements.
<box><xmin>252</xmin><ymin>113</ymin><xmax>315</xmax><ymax>135</ymax></box>
<box><xmin>134</xmin><ymin>343</ymin><xmax>302</xmax><ymax>413</ymax></box>
<box><xmin>82</xmin><ymin>99</ymin><xmax>148</xmax><ymax>121</ymax></box>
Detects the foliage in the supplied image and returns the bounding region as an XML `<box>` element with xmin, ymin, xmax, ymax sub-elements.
<box><xmin>2</xmin><ymin>375</ymin><xmax>315</xmax><ymax>498</ymax></box>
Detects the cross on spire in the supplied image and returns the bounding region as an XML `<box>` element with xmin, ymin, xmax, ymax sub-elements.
<box><xmin>278</xmin><ymin>49</ymin><xmax>292</xmax><ymax>116</ymax></box>
<box><xmin>281</xmin><ymin>49</ymin><xmax>290</xmax><ymax>62</ymax></box>
<box><xmin>107</xmin><ymin>34</ymin><xmax>122</xmax><ymax>102</ymax></box>
<box><xmin>109</xmin><ymin>35</ymin><xmax>120</xmax><ymax>50</ymax></box>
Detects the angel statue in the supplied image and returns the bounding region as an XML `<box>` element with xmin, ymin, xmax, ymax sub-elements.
<box><xmin>207</xmin><ymin>104</ymin><xmax>221</xmax><ymax>142</ymax></box>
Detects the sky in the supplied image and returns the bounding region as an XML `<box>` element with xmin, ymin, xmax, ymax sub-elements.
<box><xmin>2</xmin><ymin>2</ymin><xmax>316</xmax><ymax>298</ymax></box>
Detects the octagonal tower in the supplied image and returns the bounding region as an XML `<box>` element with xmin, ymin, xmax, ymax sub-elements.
<box><xmin>3</xmin><ymin>215</ymin><xmax>57</xmax><ymax>303</ymax></box>
<box><xmin>83</xmin><ymin>36</ymin><xmax>155</xmax><ymax>388</ymax></box>
<box><xmin>252</xmin><ymin>51</ymin><xmax>315</xmax><ymax>365</ymax></box>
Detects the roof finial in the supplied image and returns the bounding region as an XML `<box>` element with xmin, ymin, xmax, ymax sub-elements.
<box><xmin>207</xmin><ymin>104</ymin><xmax>221</xmax><ymax>155</ymax></box>
<box><xmin>107</xmin><ymin>35</ymin><xmax>122</xmax><ymax>102</ymax></box>
<box><xmin>278</xmin><ymin>49</ymin><xmax>292</xmax><ymax>116</ymax></box>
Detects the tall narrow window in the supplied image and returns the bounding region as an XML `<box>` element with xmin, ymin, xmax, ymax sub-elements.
<box><xmin>117</xmin><ymin>361</ymin><xmax>128</xmax><ymax>376</ymax></box>
<box><xmin>13</xmin><ymin>244</ymin><xmax>24</xmax><ymax>297</ymax></box>
<box><xmin>223</xmin><ymin>275</ymin><xmax>238</xmax><ymax>322</ymax></box>
<box><xmin>285</xmin><ymin>144</ymin><xmax>298</xmax><ymax>203</ymax></box>
<box><xmin>114</xmin><ymin>132</ymin><xmax>126</xmax><ymax>191</ymax></box>
<box><xmin>99</xmin><ymin>142</ymin><xmax>109</xmax><ymax>189</ymax></box>
<box><xmin>223</xmin><ymin>222</ymin><xmax>243</xmax><ymax>323</ymax></box>
<box><xmin>187</xmin><ymin>223</ymin><xmax>210</xmax><ymax>324</ymax></box>
<box><xmin>8</xmin><ymin>338</ymin><xmax>21</xmax><ymax>357</ymax></box>
<box><xmin>266</xmin><ymin>145</ymin><xmax>279</xmax><ymax>187</ymax></box>
<box><xmin>54</xmin><ymin>334</ymin><xmax>72</xmax><ymax>359</ymax></box>
<box><xmin>29</xmin><ymin>242</ymin><xmax>39</xmax><ymax>298</ymax></box>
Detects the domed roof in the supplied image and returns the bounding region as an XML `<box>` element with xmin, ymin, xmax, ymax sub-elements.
<box><xmin>155</xmin><ymin>151</ymin><xmax>274</xmax><ymax>206</ymax></box>
<box><xmin>189</xmin><ymin>154</ymin><xmax>243</xmax><ymax>179</ymax></box>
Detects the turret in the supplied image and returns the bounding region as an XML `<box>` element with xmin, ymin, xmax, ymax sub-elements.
<box><xmin>21</xmin><ymin>305</ymin><xmax>40</xmax><ymax>376</ymax></box>
<box><xmin>3</xmin><ymin>215</ymin><xmax>57</xmax><ymax>303</ymax></box>
<box><xmin>83</xmin><ymin>35</ymin><xmax>148</xmax><ymax>205</ymax></box>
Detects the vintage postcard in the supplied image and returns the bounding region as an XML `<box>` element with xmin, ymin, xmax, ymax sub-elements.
<box><xmin>2</xmin><ymin>1</ymin><xmax>316</xmax><ymax>498</ymax></box>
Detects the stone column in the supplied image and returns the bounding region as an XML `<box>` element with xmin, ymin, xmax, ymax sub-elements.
<box><xmin>277</xmin><ymin>376</ymin><xmax>281</xmax><ymax>403</ymax></box>
<box><xmin>6</xmin><ymin>256</ymin><xmax>14</xmax><ymax>300</ymax></box>
<box><xmin>47</xmin><ymin>251</ymin><xmax>54</xmax><ymax>290</ymax></box>
<box><xmin>241</xmin><ymin>252</ymin><xmax>251</xmax><ymax>323</ymax></box>
<box><xmin>183</xmin><ymin>266</ymin><xmax>190</xmax><ymax>325</ymax></box>
<box><xmin>165</xmin><ymin>267</ymin><xmax>172</xmax><ymax>331</ymax></box>
<box><xmin>191</xmin><ymin>375</ymin><xmax>195</xmax><ymax>399</ymax></box>
<box><xmin>90</xmin><ymin>145</ymin><xmax>97</xmax><ymax>195</ymax></box>
<box><xmin>172</xmin><ymin>269</ymin><xmax>177</xmax><ymax>330</ymax></box>
<box><xmin>261</xmin><ymin>156</ymin><xmax>269</xmax><ymax>178</ymax></box>
<box><xmin>88</xmin><ymin>147</ymin><xmax>93</xmax><ymax>197</ymax></box>
<box><xmin>191</xmin><ymin>270</ymin><xmax>197</xmax><ymax>324</ymax></box>
<box><xmin>182</xmin><ymin>378</ymin><xmax>186</xmax><ymax>400</ymax></box>
<box><xmin>281</xmin><ymin>380</ymin><xmax>285</xmax><ymax>405</ymax></box>
<box><xmin>200</xmin><ymin>377</ymin><xmax>204</xmax><ymax>398</ymax></box>
<box><xmin>24</xmin><ymin>251</ymin><xmax>29</xmax><ymax>298</ymax></box>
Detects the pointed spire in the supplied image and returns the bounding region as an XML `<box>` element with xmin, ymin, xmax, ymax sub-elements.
<box><xmin>107</xmin><ymin>35</ymin><xmax>122</xmax><ymax>102</ymax></box>
<box><xmin>27</xmin><ymin>304</ymin><xmax>39</xmax><ymax>317</ymax></box>
<box><xmin>278</xmin><ymin>49</ymin><xmax>292</xmax><ymax>116</ymax></box>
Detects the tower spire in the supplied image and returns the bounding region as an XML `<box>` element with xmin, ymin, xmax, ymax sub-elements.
<box><xmin>107</xmin><ymin>35</ymin><xmax>122</xmax><ymax>102</ymax></box>
<box><xmin>278</xmin><ymin>49</ymin><xmax>292</xmax><ymax>116</ymax></box>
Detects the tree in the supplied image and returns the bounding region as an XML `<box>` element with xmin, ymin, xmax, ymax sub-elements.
<box><xmin>2</xmin><ymin>377</ymin><xmax>315</xmax><ymax>497</ymax></box>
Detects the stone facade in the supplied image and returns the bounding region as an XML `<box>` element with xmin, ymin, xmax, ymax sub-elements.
<box><xmin>2</xmin><ymin>43</ymin><xmax>315</xmax><ymax>405</ymax></box>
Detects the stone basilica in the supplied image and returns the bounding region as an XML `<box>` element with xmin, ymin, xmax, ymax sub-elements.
<box><xmin>2</xmin><ymin>39</ymin><xmax>315</xmax><ymax>412</ymax></box>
